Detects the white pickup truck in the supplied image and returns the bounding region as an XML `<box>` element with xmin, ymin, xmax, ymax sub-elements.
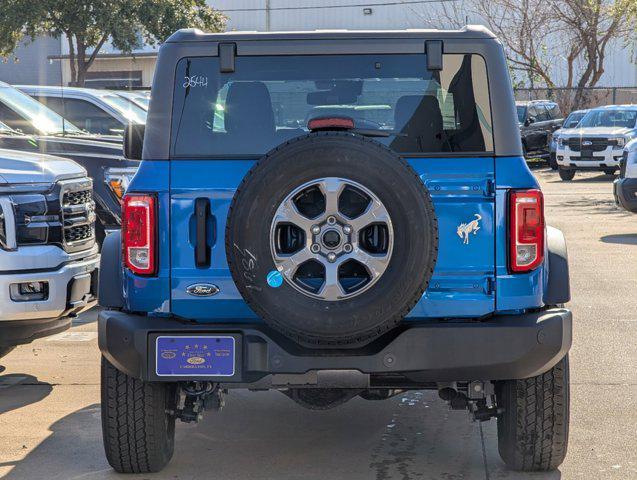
<box><xmin>0</xmin><ymin>148</ymin><xmax>99</xmax><ymax>358</ymax></box>
<box><xmin>555</xmin><ymin>105</ymin><xmax>637</xmax><ymax>181</ymax></box>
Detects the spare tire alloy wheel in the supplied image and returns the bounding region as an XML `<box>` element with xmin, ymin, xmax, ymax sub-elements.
<box><xmin>270</xmin><ymin>177</ymin><xmax>393</xmax><ymax>301</ymax></box>
<box><xmin>227</xmin><ymin>132</ymin><xmax>439</xmax><ymax>347</ymax></box>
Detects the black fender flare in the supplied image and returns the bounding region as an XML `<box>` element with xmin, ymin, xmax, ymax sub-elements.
<box><xmin>544</xmin><ymin>226</ymin><xmax>570</xmax><ymax>305</ymax></box>
<box><xmin>98</xmin><ymin>230</ymin><xmax>124</xmax><ymax>309</ymax></box>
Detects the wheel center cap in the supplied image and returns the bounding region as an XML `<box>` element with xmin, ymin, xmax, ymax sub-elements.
<box><xmin>322</xmin><ymin>230</ymin><xmax>341</xmax><ymax>249</ymax></box>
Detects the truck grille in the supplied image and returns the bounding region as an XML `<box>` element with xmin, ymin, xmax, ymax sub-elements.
<box><xmin>64</xmin><ymin>224</ymin><xmax>93</xmax><ymax>243</ymax></box>
<box><xmin>63</xmin><ymin>189</ymin><xmax>92</xmax><ymax>206</ymax></box>
<box><xmin>60</xmin><ymin>181</ymin><xmax>95</xmax><ymax>253</ymax></box>
<box><xmin>567</xmin><ymin>137</ymin><xmax>609</xmax><ymax>152</ymax></box>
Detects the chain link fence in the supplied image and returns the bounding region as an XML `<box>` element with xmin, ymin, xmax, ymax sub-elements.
<box><xmin>513</xmin><ymin>87</ymin><xmax>637</xmax><ymax>113</ymax></box>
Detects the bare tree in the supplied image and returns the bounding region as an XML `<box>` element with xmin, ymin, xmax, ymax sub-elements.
<box><xmin>474</xmin><ymin>0</ymin><xmax>559</xmax><ymax>89</ymax></box>
<box><xmin>550</xmin><ymin>0</ymin><xmax>632</xmax><ymax>109</ymax></box>
<box><xmin>426</xmin><ymin>0</ymin><xmax>633</xmax><ymax>111</ymax></box>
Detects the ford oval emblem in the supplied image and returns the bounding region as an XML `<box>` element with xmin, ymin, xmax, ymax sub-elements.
<box><xmin>186</xmin><ymin>283</ymin><xmax>219</xmax><ymax>297</ymax></box>
<box><xmin>582</xmin><ymin>140</ymin><xmax>593</xmax><ymax>146</ymax></box>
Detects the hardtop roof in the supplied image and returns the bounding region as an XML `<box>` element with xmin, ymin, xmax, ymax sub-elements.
<box><xmin>166</xmin><ymin>25</ymin><xmax>496</xmax><ymax>43</ymax></box>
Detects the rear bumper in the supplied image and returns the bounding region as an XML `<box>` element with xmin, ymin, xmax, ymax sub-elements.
<box><xmin>614</xmin><ymin>178</ymin><xmax>637</xmax><ymax>213</ymax></box>
<box><xmin>99</xmin><ymin>308</ymin><xmax>572</xmax><ymax>384</ymax></box>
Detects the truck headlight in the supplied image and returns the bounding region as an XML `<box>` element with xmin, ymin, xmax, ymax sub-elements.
<box><xmin>559</xmin><ymin>137</ymin><xmax>568</xmax><ymax>147</ymax></box>
<box><xmin>0</xmin><ymin>197</ymin><xmax>17</xmax><ymax>250</ymax></box>
<box><xmin>615</xmin><ymin>137</ymin><xmax>626</xmax><ymax>148</ymax></box>
<box><xmin>104</xmin><ymin>167</ymin><xmax>138</xmax><ymax>202</ymax></box>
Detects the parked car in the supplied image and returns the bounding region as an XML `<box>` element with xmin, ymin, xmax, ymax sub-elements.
<box><xmin>517</xmin><ymin>100</ymin><xmax>563</xmax><ymax>158</ymax></box>
<box><xmin>548</xmin><ymin>109</ymin><xmax>588</xmax><ymax>169</ymax></box>
<box><xmin>614</xmin><ymin>138</ymin><xmax>637</xmax><ymax>212</ymax></box>
<box><xmin>0</xmin><ymin>83</ymin><xmax>138</xmax><ymax>242</ymax></box>
<box><xmin>555</xmin><ymin>105</ymin><xmax>637</xmax><ymax>180</ymax></box>
<box><xmin>113</xmin><ymin>90</ymin><xmax>150</xmax><ymax>110</ymax></box>
<box><xmin>0</xmin><ymin>81</ymin><xmax>86</xmax><ymax>136</ymax></box>
<box><xmin>98</xmin><ymin>27</ymin><xmax>572</xmax><ymax>474</ymax></box>
<box><xmin>0</xmin><ymin>148</ymin><xmax>99</xmax><ymax>358</ymax></box>
<box><xmin>17</xmin><ymin>85</ymin><xmax>147</xmax><ymax>136</ymax></box>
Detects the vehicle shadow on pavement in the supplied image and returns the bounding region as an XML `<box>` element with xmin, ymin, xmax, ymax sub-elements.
<box><xmin>0</xmin><ymin>403</ymin><xmax>113</xmax><ymax>480</ymax></box>
<box><xmin>72</xmin><ymin>306</ymin><xmax>101</xmax><ymax>326</ymax></box>
<box><xmin>600</xmin><ymin>233</ymin><xmax>637</xmax><ymax>245</ymax></box>
<box><xmin>547</xmin><ymin>174</ymin><xmax>615</xmax><ymax>184</ymax></box>
<box><xmin>0</xmin><ymin>392</ymin><xmax>563</xmax><ymax>480</ymax></box>
<box><xmin>0</xmin><ymin>374</ymin><xmax>52</xmax><ymax>416</ymax></box>
<box><xmin>556</xmin><ymin>198</ymin><xmax>630</xmax><ymax>216</ymax></box>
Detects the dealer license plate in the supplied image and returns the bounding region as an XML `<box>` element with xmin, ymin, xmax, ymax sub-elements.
<box><xmin>155</xmin><ymin>336</ymin><xmax>235</xmax><ymax>377</ymax></box>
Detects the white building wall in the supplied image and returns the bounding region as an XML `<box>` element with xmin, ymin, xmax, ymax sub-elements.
<box><xmin>212</xmin><ymin>0</ymin><xmax>637</xmax><ymax>88</ymax></box>
<box><xmin>215</xmin><ymin>0</ymin><xmax>465</xmax><ymax>32</ymax></box>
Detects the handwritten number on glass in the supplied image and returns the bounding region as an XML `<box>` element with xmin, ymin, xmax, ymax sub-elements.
<box><xmin>183</xmin><ymin>75</ymin><xmax>208</xmax><ymax>88</ymax></box>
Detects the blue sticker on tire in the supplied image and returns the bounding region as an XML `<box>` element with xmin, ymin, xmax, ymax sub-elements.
<box><xmin>267</xmin><ymin>270</ymin><xmax>283</xmax><ymax>288</ymax></box>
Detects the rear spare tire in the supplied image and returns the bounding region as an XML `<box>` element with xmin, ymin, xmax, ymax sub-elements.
<box><xmin>226</xmin><ymin>132</ymin><xmax>438</xmax><ymax>347</ymax></box>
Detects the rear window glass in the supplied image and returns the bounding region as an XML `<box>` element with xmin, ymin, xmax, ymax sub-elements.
<box><xmin>170</xmin><ymin>54</ymin><xmax>493</xmax><ymax>158</ymax></box>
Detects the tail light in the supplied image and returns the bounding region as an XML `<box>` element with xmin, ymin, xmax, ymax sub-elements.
<box><xmin>509</xmin><ymin>189</ymin><xmax>544</xmax><ymax>273</ymax></box>
<box><xmin>122</xmin><ymin>194</ymin><xmax>156</xmax><ymax>275</ymax></box>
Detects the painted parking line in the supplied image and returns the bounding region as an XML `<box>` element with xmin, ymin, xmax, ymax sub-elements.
<box><xmin>45</xmin><ymin>332</ymin><xmax>97</xmax><ymax>342</ymax></box>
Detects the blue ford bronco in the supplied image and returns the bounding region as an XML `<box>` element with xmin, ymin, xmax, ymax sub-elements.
<box><xmin>98</xmin><ymin>26</ymin><xmax>572</xmax><ymax>474</ymax></box>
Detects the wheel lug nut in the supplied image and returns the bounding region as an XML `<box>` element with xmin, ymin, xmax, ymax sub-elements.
<box><xmin>327</xmin><ymin>216</ymin><xmax>337</xmax><ymax>225</ymax></box>
<box><xmin>327</xmin><ymin>252</ymin><xmax>337</xmax><ymax>263</ymax></box>
<box><xmin>310</xmin><ymin>244</ymin><xmax>321</xmax><ymax>253</ymax></box>
<box><xmin>311</xmin><ymin>225</ymin><xmax>321</xmax><ymax>235</ymax></box>
<box><xmin>343</xmin><ymin>225</ymin><xmax>352</xmax><ymax>235</ymax></box>
<box><xmin>343</xmin><ymin>244</ymin><xmax>353</xmax><ymax>253</ymax></box>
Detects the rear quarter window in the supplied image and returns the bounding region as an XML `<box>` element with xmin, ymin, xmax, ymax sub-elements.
<box><xmin>170</xmin><ymin>53</ymin><xmax>493</xmax><ymax>158</ymax></box>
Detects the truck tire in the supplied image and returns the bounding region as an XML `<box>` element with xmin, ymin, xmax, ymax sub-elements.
<box><xmin>496</xmin><ymin>354</ymin><xmax>570</xmax><ymax>471</ymax></box>
<box><xmin>558</xmin><ymin>168</ymin><xmax>575</xmax><ymax>181</ymax></box>
<box><xmin>226</xmin><ymin>132</ymin><xmax>438</xmax><ymax>348</ymax></box>
<box><xmin>101</xmin><ymin>357</ymin><xmax>176</xmax><ymax>473</ymax></box>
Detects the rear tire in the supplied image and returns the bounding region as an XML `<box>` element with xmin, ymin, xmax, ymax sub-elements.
<box><xmin>496</xmin><ymin>355</ymin><xmax>570</xmax><ymax>471</ymax></box>
<box><xmin>101</xmin><ymin>357</ymin><xmax>176</xmax><ymax>473</ymax></box>
<box><xmin>558</xmin><ymin>168</ymin><xmax>575</xmax><ymax>181</ymax></box>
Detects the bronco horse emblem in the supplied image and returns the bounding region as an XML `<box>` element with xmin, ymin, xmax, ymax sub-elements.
<box><xmin>457</xmin><ymin>214</ymin><xmax>482</xmax><ymax>244</ymax></box>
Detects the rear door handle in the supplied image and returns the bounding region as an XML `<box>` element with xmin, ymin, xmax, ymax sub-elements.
<box><xmin>195</xmin><ymin>198</ymin><xmax>210</xmax><ymax>267</ymax></box>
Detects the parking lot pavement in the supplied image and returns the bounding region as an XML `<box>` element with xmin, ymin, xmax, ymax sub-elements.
<box><xmin>0</xmin><ymin>168</ymin><xmax>635</xmax><ymax>480</ymax></box>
